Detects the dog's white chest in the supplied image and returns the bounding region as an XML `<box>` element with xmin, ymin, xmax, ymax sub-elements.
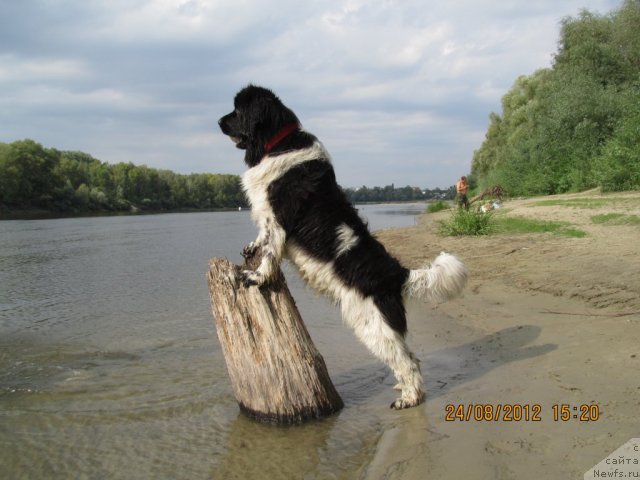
<box><xmin>242</xmin><ymin>177</ymin><xmax>271</xmax><ymax>224</ymax></box>
<box><xmin>241</xmin><ymin>142</ymin><xmax>330</xmax><ymax>227</ymax></box>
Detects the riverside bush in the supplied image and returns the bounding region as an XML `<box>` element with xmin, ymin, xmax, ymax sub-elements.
<box><xmin>438</xmin><ymin>207</ymin><xmax>494</xmax><ymax>236</ymax></box>
<box><xmin>427</xmin><ymin>200</ymin><xmax>450</xmax><ymax>213</ymax></box>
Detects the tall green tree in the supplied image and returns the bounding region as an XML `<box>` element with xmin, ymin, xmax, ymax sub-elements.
<box><xmin>472</xmin><ymin>0</ymin><xmax>640</xmax><ymax>195</ymax></box>
<box><xmin>0</xmin><ymin>140</ymin><xmax>61</xmax><ymax>207</ymax></box>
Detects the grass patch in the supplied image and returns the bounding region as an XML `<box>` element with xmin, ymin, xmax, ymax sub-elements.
<box><xmin>438</xmin><ymin>208</ymin><xmax>494</xmax><ymax>236</ymax></box>
<box><xmin>494</xmin><ymin>216</ymin><xmax>587</xmax><ymax>238</ymax></box>
<box><xmin>532</xmin><ymin>197</ymin><xmax>633</xmax><ymax>208</ymax></box>
<box><xmin>591</xmin><ymin>213</ymin><xmax>640</xmax><ymax>225</ymax></box>
<box><xmin>438</xmin><ymin>208</ymin><xmax>587</xmax><ymax>238</ymax></box>
<box><xmin>426</xmin><ymin>200</ymin><xmax>450</xmax><ymax>213</ymax></box>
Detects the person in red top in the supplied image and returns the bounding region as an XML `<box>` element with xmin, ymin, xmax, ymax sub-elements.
<box><xmin>456</xmin><ymin>176</ymin><xmax>470</xmax><ymax>210</ymax></box>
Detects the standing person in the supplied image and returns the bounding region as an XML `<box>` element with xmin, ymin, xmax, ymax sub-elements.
<box><xmin>456</xmin><ymin>176</ymin><xmax>470</xmax><ymax>210</ymax></box>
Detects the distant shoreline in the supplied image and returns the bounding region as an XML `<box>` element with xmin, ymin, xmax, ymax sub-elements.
<box><xmin>0</xmin><ymin>206</ymin><xmax>246</xmax><ymax>221</ymax></box>
<box><xmin>0</xmin><ymin>200</ymin><xmax>440</xmax><ymax>221</ymax></box>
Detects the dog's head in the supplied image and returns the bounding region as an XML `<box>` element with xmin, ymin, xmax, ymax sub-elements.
<box><xmin>218</xmin><ymin>85</ymin><xmax>300</xmax><ymax>167</ymax></box>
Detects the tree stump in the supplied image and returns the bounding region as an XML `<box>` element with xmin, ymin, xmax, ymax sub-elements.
<box><xmin>207</xmin><ymin>251</ymin><xmax>343</xmax><ymax>424</ymax></box>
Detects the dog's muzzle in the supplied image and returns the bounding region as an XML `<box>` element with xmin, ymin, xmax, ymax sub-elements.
<box><xmin>218</xmin><ymin>114</ymin><xmax>246</xmax><ymax>149</ymax></box>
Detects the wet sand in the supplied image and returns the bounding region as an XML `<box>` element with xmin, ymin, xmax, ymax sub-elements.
<box><xmin>367</xmin><ymin>190</ymin><xmax>640</xmax><ymax>479</ymax></box>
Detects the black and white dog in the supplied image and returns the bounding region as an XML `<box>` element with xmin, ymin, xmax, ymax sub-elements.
<box><xmin>219</xmin><ymin>85</ymin><xmax>467</xmax><ymax>409</ymax></box>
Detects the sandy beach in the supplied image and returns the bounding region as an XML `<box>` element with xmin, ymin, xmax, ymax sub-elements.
<box><xmin>366</xmin><ymin>189</ymin><xmax>640</xmax><ymax>479</ymax></box>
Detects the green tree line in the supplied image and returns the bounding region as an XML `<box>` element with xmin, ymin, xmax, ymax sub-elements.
<box><xmin>344</xmin><ymin>184</ymin><xmax>455</xmax><ymax>203</ymax></box>
<box><xmin>472</xmin><ymin>0</ymin><xmax>640</xmax><ymax>195</ymax></box>
<box><xmin>0</xmin><ymin>139</ymin><xmax>247</xmax><ymax>214</ymax></box>
<box><xmin>0</xmin><ymin>138</ymin><xmax>457</xmax><ymax>216</ymax></box>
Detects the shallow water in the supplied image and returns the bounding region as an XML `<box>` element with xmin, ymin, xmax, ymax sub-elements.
<box><xmin>0</xmin><ymin>204</ymin><xmax>429</xmax><ymax>479</ymax></box>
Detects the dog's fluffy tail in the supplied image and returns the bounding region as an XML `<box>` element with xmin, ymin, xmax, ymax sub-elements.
<box><xmin>403</xmin><ymin>252</ymin><xmax>468</xmax><ymax>303</ymax></box>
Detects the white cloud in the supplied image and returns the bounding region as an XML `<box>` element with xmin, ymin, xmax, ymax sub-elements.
<box><xmin>0</xmin><ymin>0</ymin><xmax>624</xmax><ymax>187</ymax></box>
<box><xmin>0</xmin><ymin>54</ymin><xmax>89</xmax><ymax>82</ymax></box>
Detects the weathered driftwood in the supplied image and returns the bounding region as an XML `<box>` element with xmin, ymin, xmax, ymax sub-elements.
<box><xmin>469</xmin><ymin>185</ymin><xmax>506</xmax><ymax>205</ymax></box>
<box><xmin>207</xmin><ymin>251</ymin><xmax>343</xmax><ymax>424</ymax></box>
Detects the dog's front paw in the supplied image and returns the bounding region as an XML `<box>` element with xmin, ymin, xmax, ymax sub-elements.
<box><xmin>239</xmin><ymin>270</ymin><xmax>263</xmax><ymax>287</ymax></box>
<box><xmin>242</xmin><ymin>242</ymin><xmax>259</xmax><ymax>259</ymax></box>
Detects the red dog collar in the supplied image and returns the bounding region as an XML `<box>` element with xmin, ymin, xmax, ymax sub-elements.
<box><xmin>264</xmin><ymin>123</ymin><xmax>300</xmax><ymax>154</ymax></box>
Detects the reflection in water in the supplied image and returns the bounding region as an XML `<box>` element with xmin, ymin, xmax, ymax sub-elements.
<box><xmin>213</xmin><ymin>414</ymin><xmax>339</xmax><ymax>479</ymax></box>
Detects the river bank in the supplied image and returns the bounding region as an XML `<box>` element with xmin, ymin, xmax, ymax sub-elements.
<box><xmin>366</xmin><ymin>189</ymin><xmax>640</xmax><ymax>478</ymax></box>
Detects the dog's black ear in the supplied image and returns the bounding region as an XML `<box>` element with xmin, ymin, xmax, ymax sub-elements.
<box><xmin>242</xmin><ymin>96</ymin><xmax>275</xmax><ymax>167</ymax></box>
<box><xmin>245</xmin><ymin>95</ymin><xmax>278</xmax><ymax>143</ymax></box>
<box><xmin>241</xmin><ymin>88</ymin><xmax>300</xmax><ymax>167</ymax></box>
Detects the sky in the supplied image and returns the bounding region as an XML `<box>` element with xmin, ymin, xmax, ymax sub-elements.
<box><xmin>0</xmin><ymin>0</ymin><xmax>622</xmax><ymax>189</ymax></box>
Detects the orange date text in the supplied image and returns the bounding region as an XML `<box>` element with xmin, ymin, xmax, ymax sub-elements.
<box><xmin>445</xmin><ymin>403</ymin><xmax>543</xmax><ymax>422</ymax></box>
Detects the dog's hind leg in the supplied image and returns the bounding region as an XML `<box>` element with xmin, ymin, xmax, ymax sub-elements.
<box><xmin>341</xmin><ymin>291</ymin><xmax>424</xmax><ymax>409</ymax></box>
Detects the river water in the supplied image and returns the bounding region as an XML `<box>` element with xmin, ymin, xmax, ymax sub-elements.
<box><xmin>0</xmin><ymin>204</ymin><xmax>427</xmax><ymax>479</ymax></box>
